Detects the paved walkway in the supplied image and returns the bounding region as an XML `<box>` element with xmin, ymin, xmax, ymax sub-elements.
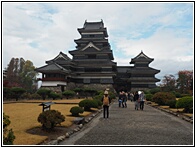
<box><xmin>59</xmin><ymin>100</ymin><xmax>193</xmax><ymax>146</ymax></box>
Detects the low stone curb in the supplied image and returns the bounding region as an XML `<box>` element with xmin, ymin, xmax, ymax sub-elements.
<box><xmin>43</xmin><ymin>108</ymin><xmax>103</xmax><ymax>145</ymax></box>
<box><xmin>147</xmin><ymin>103</ymin><xmax>193</xmax><ymax>124</ymax></box>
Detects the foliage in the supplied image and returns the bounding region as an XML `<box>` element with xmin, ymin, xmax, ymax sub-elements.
<box><xmin>3</xmin><ymin>113</ymin><xmax>15</xmax><ymax>145</ymax></box>
<box><xmin>167</xmin><ymin>100</ymin><xmax>177</xmax><ymax>108</ymax></box>
<box><xmin>83</xmin><ymin>88</ymin><xmax>98</xmax><ymax>97</ymax></box>
<box><xmin>30</xmin><ymin>93</ymin><xmax>42</xmax><ymax>100</ymax></box>
<box><xmin>62</xmin><ymin>90</ymin><xmax>75</xmax><ymax>99</ymax></box>
<box><xmin>172</xmin><ymin>91</ymin><xmax>182</xmax><ymax>98</ymax></box>
<box><xmin>79</xmin><ymin>99</ymin><xmax>98</xmax><ymax>111</ymax></box>
<box><xmin>70</xmin><ymin>106</ymin><xmax>84</xmax><ymax>116</ymax></box>
<box><xmin>160</xmin><ymin>74</ymin><xmax>176</xmax><ymax>92</ymax></box>
<box><xmin>149</xmin><ymin>87</ymin><xmax>161</xmax><ymax>94</ymax></box>
<box><xmin>176</xmin><ymin>70</ymin><xmax>193</xmax><ymax>94</ymax></box>
<box><xmin>49</xmin><ymin>92</ymin><xmax>61</xmax><ymax>100</ymax></box>
<box><xmin>152</xmin><ymin>92</ymin><xmax>176</xmax><ymax>106</ymax></box>
<box><xmin>176</xmin><ymin>96</ymin><xmax>193</xmax><ymax>113</ymax></box>
<box><xmin>3</xmin><ymin>87</ymin><xmax>12</xmax><ymax>100</ymax></box>
<box><xmin>11</xmin><ymin>87</ymin><xmax>26</xmax><ymax>101</ymax></box>
<box><xmin>37</xmin><ymin>110</ymin><xmax>65</xmax><ymax>130</ymax></box>
<box><xmin>36</xmin><ymin>88</ymin><xmax>51</xmax><ymax>100</ymax></box>
<box><xmin>145</xmin><ymin>94</ymin><xmax>153</xmax><ymax>101</ymax></box>
<box><xmin>4</xmin><ymin>58</ymin><xmax>38</xmax><ymax>92</ymax></box>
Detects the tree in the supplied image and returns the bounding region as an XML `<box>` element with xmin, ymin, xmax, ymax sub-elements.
<box><xmin>4</xmin><ymin>58</ymin><xmax>38</xmax><ymax>92</ymax></box>
<box><xmin>37</xmin><ymin>110</ymin><xmax>65</xmax><ymax>130</ymax></box>
<box><xmin>37</xmin><ymin>88</ymin><xmax>51</xmax><ymax>100</ymax></box>
<box><xmin>19</xmin><ymin>60</ymin><xmax>38</xmax><ymax>92</ymax></box>
<box><xmin>11</xmin><ymin>87</ymin><xmax>26</xmax><ymax>101</ymax></box>
<box><xmin>62</xmin><ymin>90</ymin><xmax>75</xmax><ymax>99</ymax></box>
<box><xmin>3</xmin><ymin>113</ymin><xmax>15</xmax><ymax>145</ymax></box>
<box><xmin>176</xmin><ymin>70</ymin><xmax>193</xmax><ymax>94</ymax></box>
<box><xmin>161</xmin><ymin>74</ymin><xmax>176</xmax><ymax>92</ymax></box>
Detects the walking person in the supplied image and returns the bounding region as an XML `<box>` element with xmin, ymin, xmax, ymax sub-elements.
<box><xmin>133</xmin><ymin>91</ymin><xmax>139</xmax><ymax>110</ymax></box>
<box><xmin>121</xmin><ymin>91</ymin><xmax>126</xmax><ymax>108</ymax></box>
<box><xmin>118</xmin><ymin>91</ymin><xmax>123</xmax><ymax>107</ymax></box>
<box><xmin>139</xmin><ymin>91</ymin><xmax>145</xmax><ymax>110</ymax></box>
<box><xmin>102</xmin><ymin>90</ymin><xmax>111</xmax><ymax>118</ymax></box>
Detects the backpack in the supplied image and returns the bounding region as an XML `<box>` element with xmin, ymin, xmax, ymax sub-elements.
<box><xmin>103</xmin><ymin>96</ymin><xmax>109</xmax><ymax>106</ymax></box>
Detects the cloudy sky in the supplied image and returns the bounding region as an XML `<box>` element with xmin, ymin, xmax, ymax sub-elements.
<box><xmin>2</xmin><ymin>2</ymin><xmax>194</xmax><ymax>83</ymax></box>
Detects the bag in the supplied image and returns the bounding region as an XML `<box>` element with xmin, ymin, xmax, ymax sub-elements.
<box><xmin>103</xmin><ymin>96</ymin><xmax>109</xmax><ymax>106</ymax></box>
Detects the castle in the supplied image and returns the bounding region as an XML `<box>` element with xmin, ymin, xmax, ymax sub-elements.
<box><xmin>35</xmin><ymin>20</ymin><xmax>160</xmax><ymax>92</ymax></box>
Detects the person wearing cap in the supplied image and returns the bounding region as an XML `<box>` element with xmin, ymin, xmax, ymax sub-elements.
<box><xmin>101</xmin><ymin>90</ymin><xmax>111</xmax><ymax>118</ymax></box>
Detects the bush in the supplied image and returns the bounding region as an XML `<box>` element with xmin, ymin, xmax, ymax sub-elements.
<box><xmin>70</xmin><ymin>106</ymin><xmax>84</xmax><ymax>116</ymax></box>
<box><xmin>3</xmin><ymin>113</ymin><xmax>15</xmax><ymax>145</ymax></box>
<box><xmin>37</xmin><ymin>110</ymin><xmax>65</xmax><ymax>130</ymax></box>
<box><xmin>62</xmin><ymin>90</ymin><xmax>75</xmax><ymax>99</ymax></box>
<box><xmin>49</xmin><ymin>92</ymin><xmax>61</xmax><ymax>100</ymax></box>
<box><xmin>3</xmin><ymin>87</ymin><xmax>12</xmax><ymax>100</ymax></box>
<box><xmin>145</xmin><ymin>94</ymin><xmax>153</xmax><ymax>101</ymax></box>
<box><xmin>79</xmin><ymin>99</ymin><xmax>98</xmax><ymax>111</ymax></box>
<box><xmin>30</xmin><ymin>93</ymin><xmax>42</xmax><ymax>100</ymax></box>
<box><xmin>167</xmin><ymin>100</ymin><xmax>177</xmax><ymax>108</ymax></box>
<box><xmin>176</xmin><ymin>96</ymin><xmax>193</xmax><ymax>113</ymax></box>
<box><xmin>152</xmin><ymin>92</ymin><xmax>176</xmax><ymax>106</ymax></box>
<box><xmin>37</xmin><ymin>88</ymin><xmax>51</xmax><ymax>100</ymax></box>
<box><xmin>149</xmin><ymin>87</ymin><xmax>161</xmax><ymax>94</ymax></box>
<box><xmin>11</xmin><ymin>87</ymin><xmax>26</xmax><ymax>101</ymax></box>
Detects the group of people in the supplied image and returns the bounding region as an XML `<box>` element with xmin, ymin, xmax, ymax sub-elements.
<box><xmin>118</xmin><ymin>91</ymin><xmax>128</xmax><ymax>108</ymax></box>
<box><xmin>101</xmin><ymin>89</ymin><xmax>146</xmax><ymax>119</ymax></box>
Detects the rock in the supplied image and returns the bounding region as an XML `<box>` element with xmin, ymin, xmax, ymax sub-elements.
<box><xmin>78</xmin><ymin>124</ymin><xmax>83</xmax><ymax>129</ymax></box>
<box><xmin>57</xmin><ymin>135</ymin><xmax>65</xmax><ymax>142</ymax></box>
<box><xmin>65</xmin><ymin>132</ymin><xmax>70</xmax><ymax>138</ymax></box>
<box><xmin>47</xmin><ymin>140</ymin><xmax>58</xmax><ymax>145</ymax></box>
<box><xmin>73</xmin><ymin>117</ymin><xmax>85</xmax><ymax>125</ymax></box>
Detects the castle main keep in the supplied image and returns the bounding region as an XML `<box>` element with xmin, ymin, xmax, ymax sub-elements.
<box><xmin>35</xmin><ymin>20</ymin><xmax>160</xmax><ymax>92</ymax></box>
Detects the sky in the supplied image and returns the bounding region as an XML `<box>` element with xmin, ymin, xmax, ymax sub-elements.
<box><xmin>2</xmin><ymin>1</ymin><xmax>194</xmax><ymax>84</ymax></box>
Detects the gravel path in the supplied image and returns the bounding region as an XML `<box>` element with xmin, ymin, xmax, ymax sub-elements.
<box><xmin>59</xmin><ymin>101</ymin><xmax>193</xmax><ymax>146</ymax></box>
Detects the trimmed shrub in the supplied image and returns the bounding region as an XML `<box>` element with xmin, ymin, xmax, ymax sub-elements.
<box><xmin>62</xmin><ymin>90</ymin><xmax>75</xmax><ymax>99</ymax></box>
<box><xmin>167</xmin><ymin>100</ymin><xmax>177</xmax><ymax>108</ymax></box>
<box><xmin>176</xmin><ymin>96</ymin><xmax>193</xmax><ymax>113</ymax></box>
<box><xmin>11</xmin><ymin>87</ymin><xmax>26</xmax><ymax>101</ymax></box>
<box><xmin>152</xmin><ymin>92</ymin><xmax>176</xmax><ymax>106</ymax></box>
<box><xmin>3</xmin><ymin>87</ymin><xmax>12</xmax><ymax>100</ymax></box>
<box><xmin>37</xmin><ymin>88</ymin><xmax>51</xmax><ymax>100</ymax></box>
<box><xmin>37</xmin><ymin>110</ymin><xmax>65</xmax><ymax>130</ymax></box>
<box><xmin>49</xmin><ymin>92</ymin><xmax>61</xmax><ymax>100</ymax></box>
<box><xmin>30</xmin><ymin>93</ymin><xmax>42</xmax><ymax>100</ymax></box>
<box><xmin>79</xmin><ymin>99</ymin><xmax>98</xmax><ymax>111</ymax></box>
<box><xmin>3</xmin><ymin>113</ymin><xmax>15</xmax><ymax>145</ymax></box>
<box><xmin>70</xmin><ymin>106</ymin><xmax>84</xmax><ymax>116</ymax></box>
<box><xmin>145</xmin><ymin>94</ymin><xmax>153</xmax><ymax>101</ymax></box>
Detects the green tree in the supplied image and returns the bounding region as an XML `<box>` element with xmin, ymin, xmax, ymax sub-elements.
<box><xmin>37</xmin><ymin>110</ymin><xmax>65</xmax><ymax>130</ymax></box>
<box><xmin>37</xmin><ymin>88</ymin><xmax>51</xmax><ymax>100</ymax></box>
<box><xmin>19</xmin><ymin>60</ymin><xmax>38</xmax><ymax>92</ymax></box>
<box><xmin>49</xmin><ymin>92</ymin><xmax>61</xmax><ymax>100</ymax></box>
<box><xmin>11</xmin><ymin>87</ymin><xmax>26</xmax><ymax>101</ymax></box>
<box><xmin>3</xmin><ymin>113</ymin><xmax>15</xmax><ymax>145</ymax></box>
<box><xmin>62</xmin><ymin>90</ymin><xmax>75</xmax><ymax>99</ymax></box>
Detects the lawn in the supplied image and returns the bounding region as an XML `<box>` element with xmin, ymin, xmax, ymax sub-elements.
<box><xmin>3</xmin><ymin>99</ymin><xmax>93</xmax><ymax>145</ymax></box>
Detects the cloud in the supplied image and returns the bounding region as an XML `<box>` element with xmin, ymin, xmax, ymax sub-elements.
<box><xmin>2</xmin><ymin>2</ymin><xmax>194</xmax><ymax>81</ymax></box>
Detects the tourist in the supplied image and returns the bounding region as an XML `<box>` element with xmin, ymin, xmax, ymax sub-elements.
<box><xmin>102</xmin><ymin>90</ymin><xmax>111</xmax><ymax>118</ymax></box>
<box><xmin>130</xmin><ymin>92</ymin><xmax>134</xmax><ymax>102</ymax></box>
<box><xmin>133</xmin><ymin>91</ymin><xmax>139</xmax><ymax>110</ymax></box>
<box><xmin>139</xmin><ymin>91</ymin><xmax>146</xmax><ymax>110</ymax></box>
<box><xmin>118</xmin><ymin>91</ymin><xmax>123</xmax><ymax>107</ymax></box>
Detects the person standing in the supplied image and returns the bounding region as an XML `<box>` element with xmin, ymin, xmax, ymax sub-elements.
<box><xmin>102</xmin><ymin>91</ymin><xmax>111</xmax><ymax>118</ymax></box>
<box><xmin>139</xmin><ymin>91</ymin><xmax>145</xmax><ymax>110</ymax></box>
<box><xmin>118</xmin><ymin>91</ymin><xmax>123</xmax><ymax>107</ymax></box>
<box><xmin>133</xmin><ymin>91</ymin><xmax>139</xmax><ymax>110</ymax></box>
